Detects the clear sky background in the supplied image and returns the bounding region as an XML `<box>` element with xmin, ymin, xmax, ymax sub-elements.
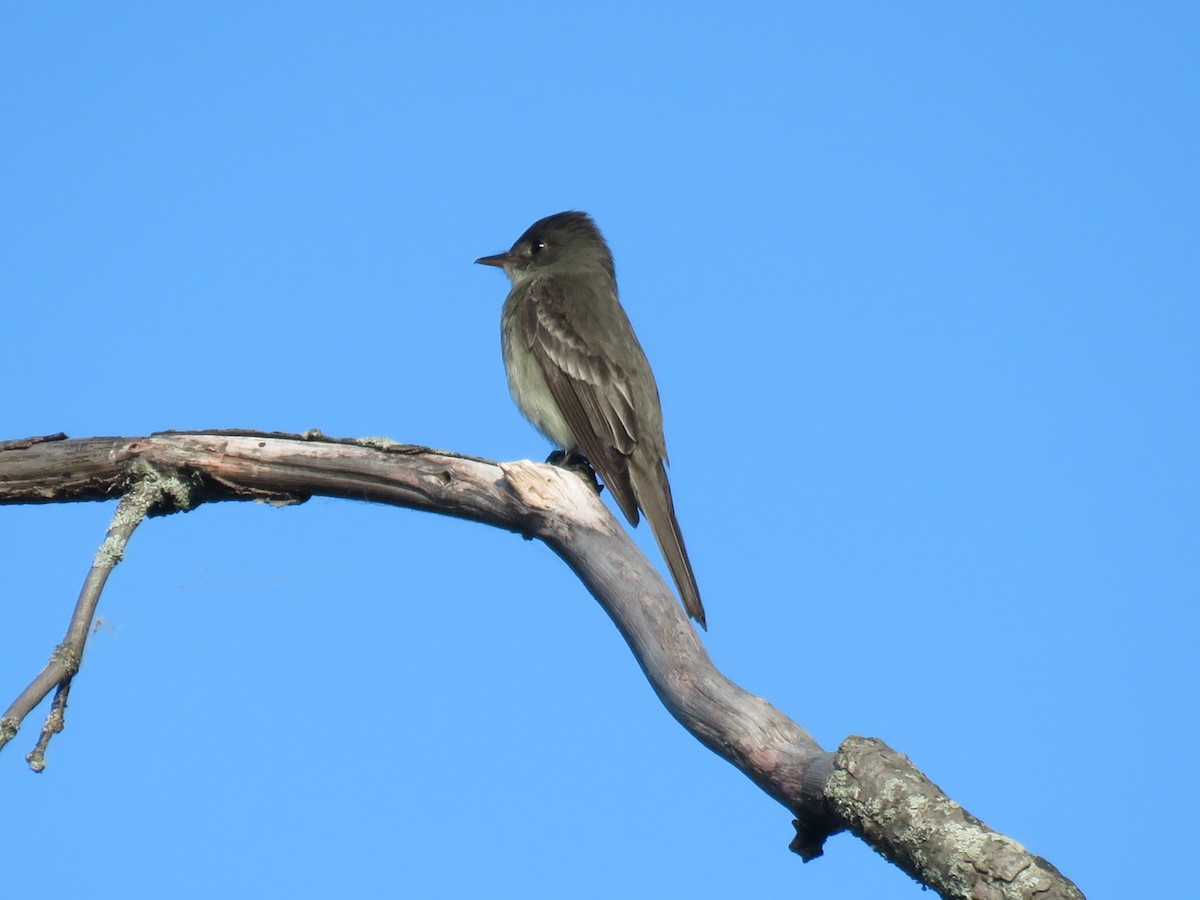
<box><xmin>2</xmin><ymin>4</ymin><xmax>1195</xmax><ymax>897</ymax></box>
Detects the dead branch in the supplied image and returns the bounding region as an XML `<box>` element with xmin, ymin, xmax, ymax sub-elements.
<box><xmin>0</xmin><ymin>431</ymin><xmax>1083</xmax><ymax>899</ymax></box>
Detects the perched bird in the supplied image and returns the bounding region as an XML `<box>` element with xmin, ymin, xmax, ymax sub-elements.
<box><xmin>476</xmin><ymin>211</ymin><xmax>706</xmax><ymax>629</ymax></box>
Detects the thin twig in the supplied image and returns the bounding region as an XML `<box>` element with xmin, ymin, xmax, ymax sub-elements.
<box><xmin>0</xmin><ymin>468</ymin><xmax>193</xmax><ymax>768</ymax></box>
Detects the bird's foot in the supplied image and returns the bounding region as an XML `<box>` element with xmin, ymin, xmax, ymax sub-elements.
<box><xmin>546</xmin><ymin>450</ymin><xmax>604</xmax><ymax>496</ymax></box>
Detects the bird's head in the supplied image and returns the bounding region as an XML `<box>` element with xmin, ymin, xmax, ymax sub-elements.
<box><xmin>476</xmin><ymin>211</ymin><xmax>615</xmax><ymax>286</ymax></box>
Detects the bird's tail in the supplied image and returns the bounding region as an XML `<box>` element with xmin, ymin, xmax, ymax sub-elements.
<box><xmin>633</xmin><ymin>458</ymin><xmax>706</xmax><ymax>629</ymax></box>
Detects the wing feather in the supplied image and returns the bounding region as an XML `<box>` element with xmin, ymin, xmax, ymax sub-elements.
<box><xmin>519</xmin><ymin>275</ymin><xmax>642</xmax><ymax>524</ymax></box>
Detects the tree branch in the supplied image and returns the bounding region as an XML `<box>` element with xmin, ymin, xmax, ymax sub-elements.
<box><xmin>0</xmin><ymin>466</ymin><xmax>195</xmax><ymax>764</ymax></box>
<box><xmin>0</xmin><ymin>431</ymin><xmax>1083</xmax><ymax>899</ymax></box>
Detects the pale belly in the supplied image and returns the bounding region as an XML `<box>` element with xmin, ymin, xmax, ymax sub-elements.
<box><xmin>502</xmin><ymin>319</ymin><xmax>576</xmax><ymax>450</ymax></box>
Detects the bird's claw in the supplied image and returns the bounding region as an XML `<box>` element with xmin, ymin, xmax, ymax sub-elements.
<box><xmin>546</xmin><ymin>450</ymin><xmax>605</xmax><ymax>496</ymax></box>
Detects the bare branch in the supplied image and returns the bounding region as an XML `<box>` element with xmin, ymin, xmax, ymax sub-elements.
<box><xmin>0</xmin><ymin>431</ymin><xmax>1084</xmax><ymax>898</ymax></box>
<box><xmin>1</xmin><ymin>465</ymin><xmax>197</xmax><ymax>765</ymax></box>
<box><xmin>828</xmin><ymin>737</ymin><xmax>1083</xmax><ymax>899</ymax></box>
<box><xmin>0</xmin><ymin>432</ymin><xmax>68</xmax><ymax>452</ymax></box>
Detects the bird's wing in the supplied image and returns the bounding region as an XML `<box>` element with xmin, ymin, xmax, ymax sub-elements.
<box><xmin>519</xmin><ymin>274</ymin><xmax>642</xmax><ymax>525</ymax></box>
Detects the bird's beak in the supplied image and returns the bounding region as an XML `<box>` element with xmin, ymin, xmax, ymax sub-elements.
<box><xmin>475</xmin><ymin>252</ymin><xmax>510</xmax><ymax>268</ymax></box>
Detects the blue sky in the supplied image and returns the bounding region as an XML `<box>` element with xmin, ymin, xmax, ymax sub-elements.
<box><xmin>2</xmin><ymin>4</ymin><xmax>1196</xmax><ymax>897</ymax></box>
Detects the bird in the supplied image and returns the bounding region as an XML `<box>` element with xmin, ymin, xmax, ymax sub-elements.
<box><xmin>476</xmin><ymin>211</ymin><xmax>706</xmax><ymax>629</ymax></box>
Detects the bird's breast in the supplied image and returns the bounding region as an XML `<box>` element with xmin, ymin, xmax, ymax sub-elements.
<box><xmin>501</xmin><ymin>298</ymin><xmax>576</xmax><ymax>450</ymax></box>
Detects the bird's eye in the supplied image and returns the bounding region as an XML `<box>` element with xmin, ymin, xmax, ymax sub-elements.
<box><xmin>531</xmin><ymin>241</ymin><xmax>546</xmax><ymax>255</ymax></box>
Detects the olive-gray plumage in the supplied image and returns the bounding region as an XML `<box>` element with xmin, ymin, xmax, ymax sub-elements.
<box><xmin>476</xmin><ymin>211</ymin><xmax>705</xmax><ymax>628</ymax></box>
